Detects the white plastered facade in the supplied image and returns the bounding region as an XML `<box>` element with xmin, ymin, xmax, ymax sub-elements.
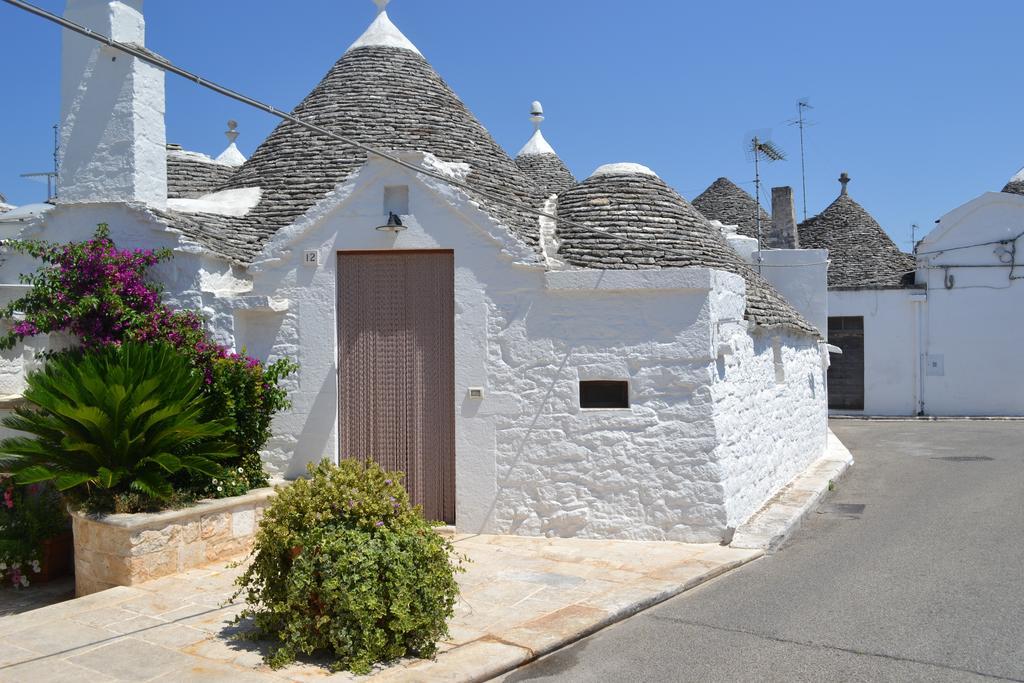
<box><xmin>0</xmin><ymin>153</ymin><xmax>828</xmax><ymax>541</ymax></box>
<box><xmin>913</xmin><ymin>192</ymin><xmax>1024</xmax><ymax>416</ymax></box>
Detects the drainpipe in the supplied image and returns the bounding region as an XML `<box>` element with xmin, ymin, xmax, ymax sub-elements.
<box><xmin>915</xmin><ymin>296</ymin><xmax>928</xmax><ymax>416</ymax></box>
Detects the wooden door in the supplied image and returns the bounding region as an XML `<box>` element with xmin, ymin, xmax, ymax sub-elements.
<box><xmin>337</xmin><ymin>251</ymin><xmax>455</xmax><ymax>523</ymax></box>
<box><xmin>828</xmin><ymin>316</ymin><xmax>865</xmax><ymax>410</ymax></box>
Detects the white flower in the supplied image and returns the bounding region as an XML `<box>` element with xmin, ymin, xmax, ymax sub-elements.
<box><xmin>217</xmin><ymin>486</ymin><xmax>223</xmax><ymax>492</ymax></box>
<box><xmin>237</xmin><ymin>468</ymin><xmax>244</xmax><ymax>474</ymax></box>
<box><xmin>31</xmin><ymin>560</ymin><xmax>40</xmax><ymax>573</ymax></box>
<box><xmin>0</xmin><ymin>562</ymin><xmax>7</xmax><ymax>571</ymax></box>
<box><xmin>212</xmin><ymin>479</ymin><xmax>219</xmax><ymax>484</ymax></box>
<box><xmin>19</xmin><ymin>575</ymin><xmax>28</xmax><ymax>587</ymax></box>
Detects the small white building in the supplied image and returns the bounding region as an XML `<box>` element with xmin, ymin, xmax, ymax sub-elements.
<box><xmin>912</xmin><ymin>174</ymin><xmax>1024</xmax><ymax>416</ymax></box>
<box><xmin>0</xmin><ymin>0</ymin><xmax>831</xmax><ymax>541</ymax></box>
<box><xmin>796</xmin><ymin>173</ymin><xmax>922</xmax><ymax>416</ymax></box>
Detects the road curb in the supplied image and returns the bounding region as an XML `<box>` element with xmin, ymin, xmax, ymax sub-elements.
<box><xmin>730</xmin><ymin>429</ymin><xmax>855</xmax><ymax>552</ymax></box>
<box><xmin>474</xmin><ymin>550</ymin><xmax>764</xmax><ymax>683</ymax></box>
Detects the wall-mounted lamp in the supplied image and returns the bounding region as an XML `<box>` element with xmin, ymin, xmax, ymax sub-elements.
<box><xmin>375</xmin><ymin>212</ymin><xmax>406</xmax><ymax>233</ymax></box>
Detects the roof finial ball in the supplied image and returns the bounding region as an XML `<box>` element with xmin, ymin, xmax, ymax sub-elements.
<box><xmin>225</xmin><ymin>120</ymin><xmax>239</xmax><ymax>145</ymax></box>
<box><xmin>839</xmin><ymin>171</ymin><xmax>851</xmax><ymax>196</ymax></box>
<box><xmin>373</xmin><ymin>0</ymin><xmax>390</xmax><ymax>13</ymax></box>
<box><xmin>530</xmin><ymin>101</ymin><xmax>545</xmax><ymax>132</ymax></box>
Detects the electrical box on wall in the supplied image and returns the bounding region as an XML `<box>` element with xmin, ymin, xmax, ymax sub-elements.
<box><xmin>926</xmin><ymin>354</ymin><xmax>945</xmax><ymax>376</ymax></box>
<box><xmin>468</xmin><ymin>387</ymin><xmax>484</xmax><ymax>399</ymax></box>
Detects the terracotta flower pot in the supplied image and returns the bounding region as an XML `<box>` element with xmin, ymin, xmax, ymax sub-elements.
<box><xmin>33</xmin><ymin>532</ymin><xmax>73</xmax><ymax>584</ymax></box>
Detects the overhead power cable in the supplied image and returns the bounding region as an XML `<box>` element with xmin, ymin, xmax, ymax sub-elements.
<box><xmin>2</xmin><ymin>0</ymin><xmax>761</xmax><ymax>266</ymax></box>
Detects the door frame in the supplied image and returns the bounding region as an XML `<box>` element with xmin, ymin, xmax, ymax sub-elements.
<box><xmin>335</xmin><ymin>248</ymin><xmax>456</xmax><ymax>523</ymax></box>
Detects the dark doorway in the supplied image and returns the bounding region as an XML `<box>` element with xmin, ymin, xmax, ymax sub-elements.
<box><xmin>828</xmin><ymin>316</ymin><xmax>865</xmax><ymax>410</ymax></box>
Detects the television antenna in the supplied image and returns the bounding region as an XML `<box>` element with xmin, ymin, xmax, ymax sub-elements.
<box><xmin>744</xmin><ymin>130</ymin><xmax>786</xmax><ymax>268</ymax></box>
<box><xmin>19</xmin><ymin>124</ymin><xmax>59</xmax><ymax>202</ymax></box>
<box><xmin>910</xmin><ymin>223</ymin><xmax>919</xmax><ymax>253</ymax></box>
<box><xmin>789</xmin><ymin>98</ymin><xmax>814</xmax><ymax>221</ymax></box>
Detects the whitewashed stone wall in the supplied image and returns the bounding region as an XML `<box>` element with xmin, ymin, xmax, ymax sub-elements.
<box><xmin>485</xmin><ymin>269</ymin><xmax>729</xmax><ymax>541</ymax></box>
<box><xmin>0</xmin><ymin>155</ymin><xmax>828</xmax><ymax>542</ymax></box>
<box><xmin>712</xmin><ymin>328</ymin><xmax>828</xmax><ymax>528</ymax></box>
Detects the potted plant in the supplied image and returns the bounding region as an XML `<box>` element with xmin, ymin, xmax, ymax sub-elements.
<box><xmin>0</xmin><ymin>225</ymin><xmax>297</xmax><ymax>594</ymax></box>
<box><xmin>0</xmin><ymin>477</ymin><xmax>71</xmax><ymax>588</ymax></box>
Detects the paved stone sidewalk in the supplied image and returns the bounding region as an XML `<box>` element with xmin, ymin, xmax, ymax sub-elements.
<box><xmin>0</xmin><ymin>535</ymin><xmax>761</xmax><ymax>682</ymax></box>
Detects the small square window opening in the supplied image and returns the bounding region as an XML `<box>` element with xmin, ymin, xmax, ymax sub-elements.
<box><xmin>580</xmin><ymin>380</ymin><xmax>629</xmax><ymax>409</ymax></box>
<box><xmin>384</xmin><ymin>185</ymin><xmax>410</xmax><ymax>216</ymax></box>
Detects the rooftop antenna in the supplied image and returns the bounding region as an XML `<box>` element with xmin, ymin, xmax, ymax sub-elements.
<box><xmin>910</xmin><ymin>223</ymin><xmax>919</xmax><ymax>253</ymax></box>
<box><xmin>744</xmin><ymin>130</ymin><xmax>786</xmax><ymax>269</ymax></box>
<box><xmin>790</xmin><ymin>98</ymin><xmax>814</xmax><ymax>221</ymax></box>
<box><xmin>19</xmin><ymin>123</ymin><xmax>59</xmax><ymax>202</ymax></box>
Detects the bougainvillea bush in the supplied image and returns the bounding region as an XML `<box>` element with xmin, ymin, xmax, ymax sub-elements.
<box><xmin>0</xmin><ymin>224</ymin><xmax>296</xmax><ymax>507</ymax></box>
<box><xmin>232</xmin><ymin>460</ymin><xmax>464</xmax><ymax>674</ymax></box>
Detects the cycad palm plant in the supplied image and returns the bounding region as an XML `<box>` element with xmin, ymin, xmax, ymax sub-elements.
<box><xmin>0</xmin><ymin>343</ymin><xmax>236</xmax><ymax>511</ymax></box>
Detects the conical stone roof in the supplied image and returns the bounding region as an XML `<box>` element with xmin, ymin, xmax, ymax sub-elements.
<box><xmin>556</xmin><ymin>166</ymin><xmax>818</xmax><ymax>335</ymax></box>
<box><xmin>1002</xmin><ymin>167</ymin><xmax>1024</xmax><ymax>195</ymax></box>
<box><xmin>515</xmin><ymin>130</ymin><xmax>576</xmax><ymax>196</ymax></box>
<box><xmin>167</xmin><ymin>12</ymin><xmax>546</xmax><ymax>263</ymax></box>
<box><xmin>799</xmin><ymin>189</ymin><xmax>915</xmax><ymax>289</ymax></box>
<box><xmin>691</xmin><ymin>177</ymin><xmax>770</xmax><ymax>239</ymax></box>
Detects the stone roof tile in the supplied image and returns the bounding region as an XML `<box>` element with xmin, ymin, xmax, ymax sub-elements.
<box><xmin>178</xmin><ymin>45</ymin><xmax>546</xmax><ymax>263</ymax></box>
<box><xmin>557</xmin><ymin>171</ymin><xmax>818</xmax><ymax>335</ymax></box>
<box><xmin>798</xmin><ymin>193</ymin><xmax>916</xmax><ymax>289</ymax></box>
<box><xmin>690</xmin><ymin>177</ymin><xmax>769</xmax><ymax>239</ymax></box>
<box><xmin>515</xmin><ymin>153</ymin><xmax>576</xmax><ymax>196</ymax></box>
<box><xmin>166</xmin><ymin>146</ymin><xmax>238</xmax><ymax>199</ymax></box>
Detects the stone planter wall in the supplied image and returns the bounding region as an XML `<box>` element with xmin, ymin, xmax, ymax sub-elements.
<box><xmin>71</xmin><ymin>484</ymin><xmax>282</xmax><ymax>596</ymax></box>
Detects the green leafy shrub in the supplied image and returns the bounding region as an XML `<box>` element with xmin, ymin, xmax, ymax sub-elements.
<box><xmin>233</xmin><ymin>460</ymin><xmax>464</xmax><ymax>674</ymax></box>
<box><xmin>0</xmin><ymin>343</ymin><xmax>236</xmax><ymax>513</ymax></box>
<box><xmin>0</xmin><ymin>224</ymin><xmax>297</xmax><ymax>496</ymax></box>
<box><xmin>0</xmin><ymin>477</ymin><xmax>69</xmax><ymax>588</ymax></box>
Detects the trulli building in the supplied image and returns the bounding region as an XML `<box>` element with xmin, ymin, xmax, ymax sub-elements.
<box><xmin>797</xmin><ymin>173</ymin><xmax>921</xmax><ymax>415</ymax></box>
<box><xmin>0</xmin><ymin>0</ymin><xmax>831</xmax><ymax>541</ymax></box>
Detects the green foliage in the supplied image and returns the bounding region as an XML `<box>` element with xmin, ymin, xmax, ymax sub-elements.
<box><xmin>204</xmin><ymin>352</ymin><xmax>298</xmax><ymax>492</ymax></box>
<box><xmin>233</xmin><ymin>460</ymin><xmax>464</xmax><ymax>674</ymax></box>
<box><xmin>0</xmin><ymin>343</ymin><xmax>236</xmax><ymax>512</ymax></box>
<box><xmin>0</xmin><ymin>224</ymin><xmax>298</xmax><ymax>499</ymax></box>
<box><xmin>0</xmin><ymin>478</ymin><xmax>69</xmax><ymax>588</ymax></box>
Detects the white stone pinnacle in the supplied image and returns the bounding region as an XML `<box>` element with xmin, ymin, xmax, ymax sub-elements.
<box><xmin>347</xmin><ymin>5</ymin><xmax>422</xmax><ymax>55</ymax></box>
<box><xmin>517</xmin><ymin>129</ymin><xmax>557</xmax><ymax>158</ymax></box>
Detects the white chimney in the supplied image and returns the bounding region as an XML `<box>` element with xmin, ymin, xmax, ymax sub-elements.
<box><xmin>58</xmin><ymin>0</ymin><xmax>167</xmax><ymax>209</ymax></box>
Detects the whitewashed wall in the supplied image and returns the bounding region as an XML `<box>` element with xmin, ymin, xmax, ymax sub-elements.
<box><xmin>755</xmin><ymin>249</ymin><xmax>829</xmax><ymax>337</ymax></box>
<box><xmin>243</xmin><ymin>155</ymin><xmax>826</xmax><ymax>540</ymax></box>
<box><xmin>713</xmin><ymin>328</ymin><xmax>828</xmax><ymax>528</ymax></box>
<box><xmin>829</xmin><ymin>288</ymin><xmax>923</xmax><ymax>416</ymax></box>
<box><xmin>917</xmin><ymin>192</ymin><xmax>1024</xmax><ymax>416</ymax></box>
<box><xmin>0</xmin><ymin>155</ymin><xmax>828</xmax><ymax>541</ymax></box>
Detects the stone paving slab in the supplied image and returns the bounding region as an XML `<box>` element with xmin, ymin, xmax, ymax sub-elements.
<box><xmin>0</xmin><ymin>535</ymin><xmax>762</xmax><ymax>682</ymax></box>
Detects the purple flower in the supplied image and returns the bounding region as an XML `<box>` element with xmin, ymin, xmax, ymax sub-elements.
<box><xmin>374</xmin><ymin>521</ymin><xmax>384</xmax><ymax>528</ymax></box>
<box><xmin>12</xmin><ymin>321</ymin><xmax>38</xmax><ymax>337</ymax></box>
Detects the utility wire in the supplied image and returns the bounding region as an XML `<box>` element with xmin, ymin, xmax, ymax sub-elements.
<box><xmin>1</xmin><ymin>0</ymin><xmax>905</xmax><ymax>280</ymax></box>
<box><xmin>2</xmin><ymin>0</ymin><xmax>770</xmax><ymax>267</ymax></box>
<box><xmin>914</xmin><ymin>231</ymin><xmax>1024</xmax><ymax>257</ymax></box>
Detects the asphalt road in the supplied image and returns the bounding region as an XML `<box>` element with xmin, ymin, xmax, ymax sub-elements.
<box><xmin>499</xmin><ymin>420</ymin><xmax>1024</xmax><ymax>682</ymax></box>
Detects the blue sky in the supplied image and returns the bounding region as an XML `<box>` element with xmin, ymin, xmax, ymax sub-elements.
<box><xmin>2</xmin><ymin>0</ymin><xmax>1023</xmax><ymax>249</ymax></box>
